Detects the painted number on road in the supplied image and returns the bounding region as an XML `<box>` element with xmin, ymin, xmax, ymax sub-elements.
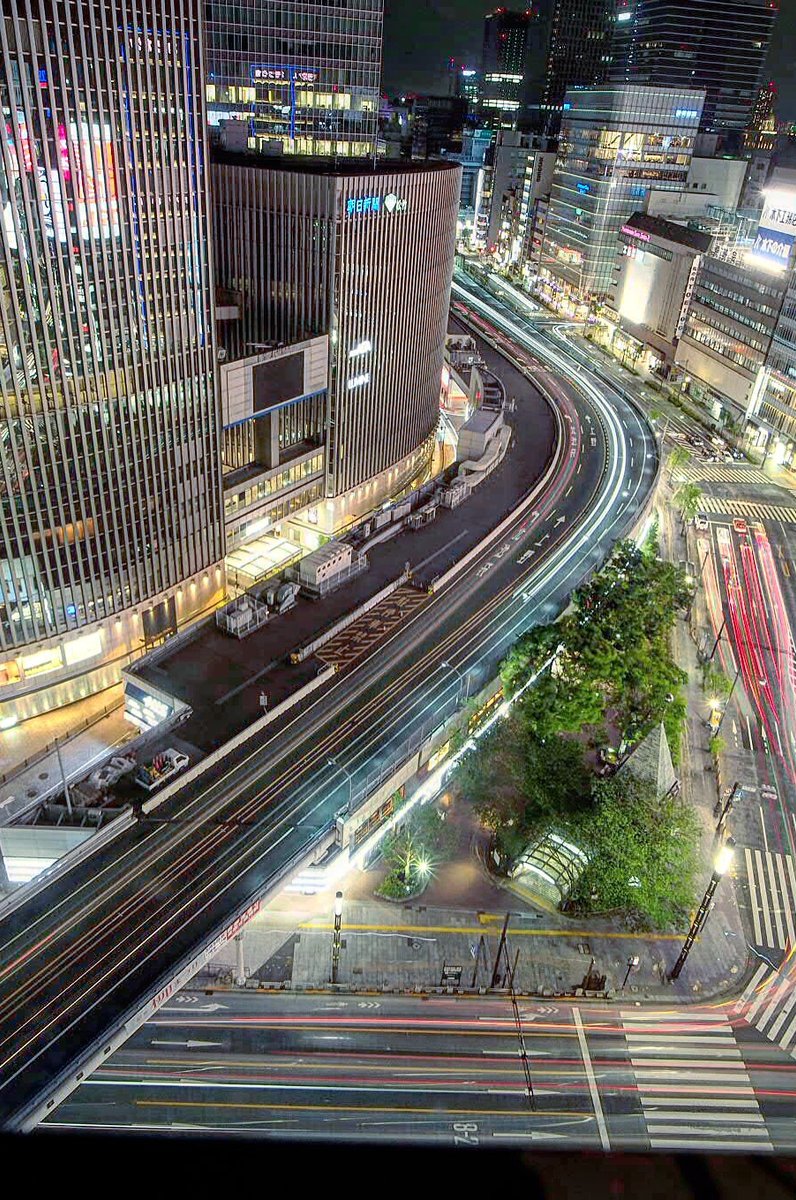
<box><xmin>453</xmin><ymin>1122</ymin><xmax>479</xmax><ymax>1146</ymax></box>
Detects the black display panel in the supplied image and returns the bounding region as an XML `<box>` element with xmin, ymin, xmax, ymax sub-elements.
<box><xmin>253</xmin><ymin>352</ymin><xmax>305</xmax><ymax>413</ymax></box>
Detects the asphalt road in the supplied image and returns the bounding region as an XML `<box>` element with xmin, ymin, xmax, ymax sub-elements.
<box><xmin>45</xmin><ymin>989</ymin><xmax>796</xmax><ymax>1152</ymax></box>
<box><xmin>0</xmin><ymin>278</ymin><xmax>658</xmax><ymax>1129</ymax></box>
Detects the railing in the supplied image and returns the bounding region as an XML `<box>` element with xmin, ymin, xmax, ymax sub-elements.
<box><xmin>0</xmin><ymin>698</ymin><xmax>124</xmax><ymax>788</ymax></box>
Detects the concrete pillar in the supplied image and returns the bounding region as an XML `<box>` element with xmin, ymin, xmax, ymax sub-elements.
<box><xmin>254</xmin><ymin>411</ymin><xmax>280</xmax><ymax>469</ymax></box>
<box><xmin>234</xmin><ymin>932</ymin><xmax>246</xmax><ymax>986</ymax></box>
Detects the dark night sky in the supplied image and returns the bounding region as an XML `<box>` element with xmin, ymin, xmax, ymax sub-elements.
<box><xmin>382</xmin><ymin>0</ymin><xmax>796</xmax><ymax>121</ymax></box>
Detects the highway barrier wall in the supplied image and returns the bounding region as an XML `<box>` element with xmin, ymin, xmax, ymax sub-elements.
<box><xmin>0</xmin><ymin>806</ymin><xmax>137</xmax><ymax>923</ymax></box>
<box><xmin>141</xmin><ymin>662</ymin><xmax>337</xmax><ymax>815</ymax></box>
<box><xmin>291</xmin><ymin>569</ymin><xmax>412</xmax><ymax>664</ymax></box>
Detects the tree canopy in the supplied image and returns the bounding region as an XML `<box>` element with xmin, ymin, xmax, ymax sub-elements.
<box><xmin>502</xmin><ymin>540</ymin><xmax>690</xmax><ymax>758</ymax></box>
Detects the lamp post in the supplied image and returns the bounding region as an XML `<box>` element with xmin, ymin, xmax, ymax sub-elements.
<box><xmin>328</xmin><ymin>756</ymin><xmax>352</xmax><ymax>812</ymax></box>
<box><xmin>714</xmin><ymin>664</ymin><xmax>742</xmax><ymax>737</ymax></box>
<box><xmin>442</xmin><ymin>659</ymin><xmax>469</xmax><ymax>704</ymax></box>
<box><xmin>331</xmin><ymin>890</ymin><xmax>343</xmax><ymax>985</ymax></box>
<box><xmin>622</xmin><ymin>955</ymin><xmax>640</xmax><ymax>990</ymax></box>
<box><xmin>669</xmin><ymin>839</ymin><xmax>735</xmax><ymax>981</ymax></box>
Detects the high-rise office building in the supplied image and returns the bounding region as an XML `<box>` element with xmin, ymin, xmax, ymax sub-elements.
<box><xmin>205</xmin><ymin>1</ymin><xmax>384</xmax><ymax>158</ymax></box>
<box><xmin>0</xmin><ymin>0</ymin><xmax>224</xmax><ymax>726</ymax></box>
<box><xmin>212</xmin><ymin>156</ymin><xmax>461</xmax><ymax>530</ymax></box>
<box><xmin>610</xmin><ymin>1</ymin><xmax>778</xmax><ymax>139</ymax></box>
<box><xmin>524</xmin><ymin>0</ymin><xmax>616</xmax><ymax>135</ymax></box>
<box><xmin>480</xmin><ymin>9</ymin><xmax>530</xmax><ymax>128</ymax></box>
<box><xmin>540</xmin><ymin>85</ymin><xmax>704</xmax><ymax>308</ymax></box>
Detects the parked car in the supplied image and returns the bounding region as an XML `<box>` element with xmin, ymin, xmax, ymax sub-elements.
<box><xmin>695</xmin><ymin>512</ymin><xmax>709</xmax><ymax>531</ymax></box>
<box><xmin>732</xmin><ymin>517</ymin><xmax>748</xmax><ymax>535</ymax></box>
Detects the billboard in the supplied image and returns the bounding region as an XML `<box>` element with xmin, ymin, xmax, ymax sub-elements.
<box><xmin>752</xmin><ymin>188</ymin><xmax>796</xmax><ymax>270</ymax></box>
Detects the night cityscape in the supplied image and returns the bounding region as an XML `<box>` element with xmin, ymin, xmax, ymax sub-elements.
<box><xmin>4</xmin><ymin>0</ymin><xmax>796</xmax><ymax>1181</ymax></box>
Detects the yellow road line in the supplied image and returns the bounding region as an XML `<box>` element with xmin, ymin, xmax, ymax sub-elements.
<box><xmin>298</xmin><ymin>921</ymin><xmax>684</xmax><ymax>942</ymax></box>
<box><xmin>136</xmin><ymin>1099</ymin><xmax>591</xmax><ymax>1117</ymax></box>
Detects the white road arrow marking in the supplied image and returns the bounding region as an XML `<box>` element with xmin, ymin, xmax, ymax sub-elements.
<box><xmin>151</xmin><ymin>1039</ymin><xmax>224</xmax><ymax>1049</ymax></box>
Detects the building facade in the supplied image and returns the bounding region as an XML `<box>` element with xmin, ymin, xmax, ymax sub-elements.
<box><xmin>0</xmin><ymin>0</ymin><xmax>223</xmax><ymax>726</ymax></box>
<box><xmin>212</xmin><ymin>156</ymin><xmax>461</xmax><ymax>530</ymax></box>
<box><xmin>524</xmin><ymin>0</ymin><xmax>616</xmax><ymax>135</ymax></box>
<box><xmin>480</xmin><ymin>8</ymin><xmax>530</xmax><ymax>128</ymax></box>
<box><xmin>610</xmin><ymin>0</ymin><xmax>778</xmax><ymax>141</ymax></box>
<box><xmin>676</xmin><ymin>255</ymin><xmax>787</xmax><ymax>416</ymax></box>
<box><xmin>539</xmin><ymin>85</ymin><xmax>704</xmax><ymax>309</ymax></box>
<box><xmin>205</xmin><ymin>0</ymin><xmax>383</xmax><ymax>158</ymax></box>
<box><xmin>611</xmin><ymin>212</ymin><xmax>711</xmax><ymax>371</ymax></box>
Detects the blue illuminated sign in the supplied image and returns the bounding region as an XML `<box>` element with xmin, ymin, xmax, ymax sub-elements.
<box><xmin>576</xmin><ymin>182</ymin><xmax>590</xmax><ymax>194</ymax></box>
<box><xmin>346</xmin><ymin>193</ymin><xmax>407</xmax><ymax>216</ymax></box>
<box><xmin>347</xmin><ymin>196</ymin><xmax>381</xmax><ymax>216</ymax></box>
<box><xmin>674</xmin><ymin>108</ymin><xmax>699</xmax><ymax>119</ymax></box>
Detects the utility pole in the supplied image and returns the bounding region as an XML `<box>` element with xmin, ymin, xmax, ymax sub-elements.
<box><xmin>490</xmin><ymin>913</ymin><xmax>510</xmax><ymax>988</ymax></box>
<box><xmin>55</xmin><ymin>740</ymin><xmax>72</xmax><ymax>817</ymax></box>
<box><xmin>714</xmin><ymin>781</ymin><xmax>743</xmax><ymax>832</ymax></box>
<box><xmin>708</xmin><ymin>616</ymin><xmax>727</xmax><ymax>662</ymax></box>
<box><xmin>331</xmin><ymin>891</ymin><xmax>343</xmax><ymax>985</ymax></box>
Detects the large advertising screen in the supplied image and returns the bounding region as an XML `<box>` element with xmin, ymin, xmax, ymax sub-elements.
<box><xmin>752</xmin><ymin>188</ymin><xmax>796</xmax><ymax>270</ymax></box>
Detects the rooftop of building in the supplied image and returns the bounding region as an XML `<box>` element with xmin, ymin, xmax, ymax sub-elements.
<box><xmin>624</xmin><ymin>210</ymin><xmax>712</xmax><ymax>253</ymax></box>
<box><xmin>211</xmin><ymin>150</ymin><xmax>461</xmax><ymax>178</ymax></box>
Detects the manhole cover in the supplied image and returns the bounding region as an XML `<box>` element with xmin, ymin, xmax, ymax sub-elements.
<box><xmin>38</xmin><ymin>772</ymin><xmax>49</xmax><ymax>781</ymax></box>
<box><xmin>26</xmin><ymin>788</ymin><xmax>38</xmax><ymax>798</ymax></box>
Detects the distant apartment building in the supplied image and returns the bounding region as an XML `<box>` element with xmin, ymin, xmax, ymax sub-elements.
<box><xmin>524</xmin><ymin>0</ymin><xmax>616</xmax><ymax>135</ymax></box>
<box><xmin>205</xmin><ymin>0</ymin><xmax>384</xmax><ymax>157</ymax></box>
<box><xmin>539</xmin><ymin>85</ymin><xmax>704</xmax><ymax>311</ymax></box>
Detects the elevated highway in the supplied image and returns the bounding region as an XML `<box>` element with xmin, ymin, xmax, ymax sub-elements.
<box><xmin>0</xmin><ymin>280</ymin><xmax>658</xmax><ymax>1129</ymax></box>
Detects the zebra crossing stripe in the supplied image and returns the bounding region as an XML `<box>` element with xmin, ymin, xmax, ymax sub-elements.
<box><xmin>623</xmin><ymin>1010</ymin><xmax>771</xmax><ymax>1151</ymax></box>
<box><xmin>778</xmin><ymin>855</ymin><xmax>796</xmax><ymax>947</ymax></box>
<box><xmin>744</xmin><ymin>847</ymin><xmax>796</xmax><ymax>951</ymax></box>
<box><xmin>733</xmin><ymin>961</ymin><xmax>770</xmax><ymax>1013</ymax></box>
<box><xmin>754</xmin><ymin>974</ymin><xmax>793</xmax><ymax>1033</ymax></box>
<box><xmin>767</xmin><ymin>986</ymin><xmax>796</xmax><ymax>1041</ymax></box>
<box><xmin>745</xmin><ymin>848</ymin><xmax>764</xmax><ymax>945</ymax></box>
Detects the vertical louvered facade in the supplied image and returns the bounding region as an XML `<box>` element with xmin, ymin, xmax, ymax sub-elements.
<box><xmin>212</xmin><ymin>157</ymin><xmax>461</xmax><ymax>513</ymax></box>
<box><xmin>0</xmin><ymin>1</ymin><xmax>224</xmax><ymax>723</ymax></box>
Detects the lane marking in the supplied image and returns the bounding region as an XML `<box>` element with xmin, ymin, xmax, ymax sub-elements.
<box><xmin>572</xmin><ymin>1007</ymin><xmax>610</xmax><ymax>1151</ymax></box>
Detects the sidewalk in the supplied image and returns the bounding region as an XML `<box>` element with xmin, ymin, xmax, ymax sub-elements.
<box><xmin>190</xmin><ymin>470</ymin><xmax>753</xmax><ymax>1004</ymax></box>
<box><xmin>0</xmin><ymin>686</ymin><xmax>137</xmax><ymax>821</ymax></box>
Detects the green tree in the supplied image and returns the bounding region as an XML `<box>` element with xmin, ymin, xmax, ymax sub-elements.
<box><xmin>673</xmin><ymin>481</ymin><xmax>703</xmax><ymax>529</ymax></box>
<box><xmin>569</xmin><ymin>774</ymin><xmax>699</xmax><ymax>928</ymax></box>
<box><xmin>702</xmin><ymin>666</ymin><xmax>732</xmax><ymax>703</ymax></box>
<box><xmin>455</xmin><ymin>717</ymin><xmax>589</xmax><ymax>860</ymax></box>
<box><xmin>668</xmin><ymin>445</ymin><xmax>692</xmax><ymax>482</ymax></box>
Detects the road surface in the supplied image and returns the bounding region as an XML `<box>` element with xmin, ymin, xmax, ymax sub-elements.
<box><xmin>0</xmin><ymin>279</ymin><xmax>658</xmax><ymax>1128</ymax></box>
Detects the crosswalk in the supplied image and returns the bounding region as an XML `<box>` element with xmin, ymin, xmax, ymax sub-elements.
<box><xmin>733</xmin><ymin>963</ymin><xmax>796</xmax><ymax>1060</ymax></box>
<box><xmin>622</xmin><ymin>1009</ymin><xmax>772</xmax><ymax>1152</ymax></box>
<box><xmin>697</xmin><ymin>496</ymin><xmax>796</xmax><ymax>524</ymax></box>
<box><xmin>679</xmin><ymin>464</ymin><xmax>771</xmax><ymax>485</ymax></box>
<box><xmin>743</xmin><ymin>847</ymin><xmax>796</xmax><ymax>950</ymax></box>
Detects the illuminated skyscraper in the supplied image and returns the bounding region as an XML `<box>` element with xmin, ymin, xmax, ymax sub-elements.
<box><xmin>611</xmin><ymin>0</ymin><xmax>778</xmax><ymax>139</ymax></box>
<box><xmin>0</xmin><ymin>0</ymin><xmax>223</xmax><ymax>725</ymax></box>
<box><xmin>480</xmin><ymin>9</ymin><xmax>531</xmax><ymax>128</ymax></box>
<box><xmin>205</xmin><ymin>1</ymin><xmax>384</xmax><ymax>157</ymax></box>
<box><xmin>524</xmin><ymin>0</ymin><xmax>616</xmax><ymax>135</ymax></box>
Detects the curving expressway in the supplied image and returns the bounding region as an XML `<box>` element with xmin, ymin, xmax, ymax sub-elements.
<box><xmin>0</xmin><ymin>281</ymin><xmax>658</xmax><ymax>1130</ymax></box>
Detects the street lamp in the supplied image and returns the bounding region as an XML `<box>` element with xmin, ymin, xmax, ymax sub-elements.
<box><xmin>669</xmin><ymin>838</ymin><xmax>735</xmax><ymax>981</ymax></box>
<box><xmin>328</xmin><ymin>756</ymin><xmax>352</xmax><ymax>812</ymax></box>
<box><xmin>622</xmin><ymin>955</ymin><xmax>640</xmax><ymax>990</ymax></box>
<box><xmin>442</xmin><ymin>659</ymin><xmax>470</xmax><ymax>703</ymax></box>
<box><xmin>331</xmin><ymin>890</ymin><xmax>343</xmax><ymax>985</ymax></box>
